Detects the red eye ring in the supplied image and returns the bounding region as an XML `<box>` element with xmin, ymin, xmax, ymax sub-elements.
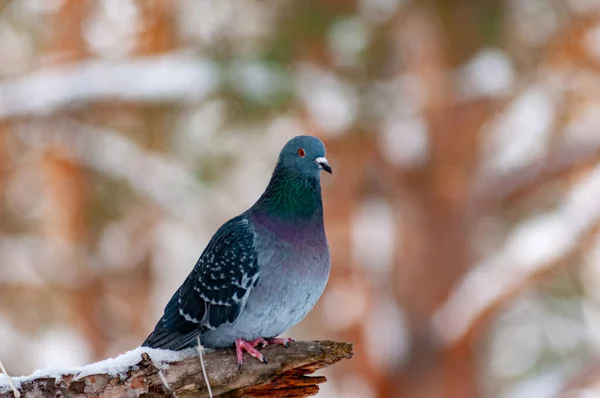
<box><xmin>298</xmin><ymin>148</ymin><xmax>306</xmax><ymax>157</ymax></box>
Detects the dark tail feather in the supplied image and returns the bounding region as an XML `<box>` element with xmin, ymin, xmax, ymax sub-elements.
<box><xmin>142</xmin><ymin>321</ymin><xmax>200</xmax><ymax>351</ymax></box>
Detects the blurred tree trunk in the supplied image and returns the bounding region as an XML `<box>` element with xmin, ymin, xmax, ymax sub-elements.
<box><xmin>33</xmin><ymin>0</ymin><xmax>176</xmax><ymax>359</ymax></box>
<box><xmin>391</xmin><ymin>100</ymin><xmax>489</xmax><ymax>398</ymax></box>
<box><xmin>129</xmin><ymin>0</ymin><xmax>177</xmax><ymax>343</ymax></box>
<box><xmin>39</xmin><ymin>0</ymin><xmax>100</xmax><ymax>357</ymax></box>
<box><xmin>388</xmin><ymin>6</ymin><xmax>491</xmax><ymax>397</ymax></box>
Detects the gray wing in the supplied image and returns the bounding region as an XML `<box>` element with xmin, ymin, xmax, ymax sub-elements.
<box><xmin>142</xmin><ymin>215</ymin><xmax>259</xmax><ymax>350</ymax></box>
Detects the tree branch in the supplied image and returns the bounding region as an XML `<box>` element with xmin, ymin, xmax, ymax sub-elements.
<box><xmin>475</xmin><ymin>140</ymin><xmax>600</xmax><ymax>206</ymax></box>
<box><xmin>0</xmin><ymin>340</ymin><xmax>353</xmax><ymax>398</ymax></box>
<box><xmin>0</xmin><ymin>54</ymin><xmax>218</xmax><ymax>119</ymax></box>
<box><xmin>433</xmin><ymin>161</ymin><xmax>600</xmax><ymax>346</ymax></box>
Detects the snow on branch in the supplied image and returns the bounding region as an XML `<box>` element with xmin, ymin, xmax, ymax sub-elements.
<box><xmin>475</xmin><ymin>139</ymin><xmax>600</xmax><ymax>205</ymax></box>
<box><xmin>433</xmin><ymin>161</ymin><xmax>600</xmax><ymax>346</ymax></box>
<box><xmin>0</xmin><ymin>340</ymin><xmax>353</xmax><ymax>398</ymax></box>
<box><xmin>0</xmin><ymin>53</ymin><xmax>219</xmax><ymax>118</ymax></box>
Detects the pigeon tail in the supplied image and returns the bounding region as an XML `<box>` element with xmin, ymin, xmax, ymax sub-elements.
<box><xmin>142</xmin><ymin>321</ymin><xmax>200</xmax><ymax>351</ymax></box>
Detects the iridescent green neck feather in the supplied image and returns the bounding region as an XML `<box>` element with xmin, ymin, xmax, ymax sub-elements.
<box><xmin>252</xmin><ymin>163</ymin><xmax>323</xmax><ymax>221</ymax></box>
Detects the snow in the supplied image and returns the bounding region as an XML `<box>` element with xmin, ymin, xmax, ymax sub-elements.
<box><xmin>585</xmin><ymin>23</ymin><xmax>600</xmax><ymax>62</ymax></box>
<box><xmin>379</xmin><ymin>114</ymin><xmax>429</xmax><ymax>168</ymax></box>
<box><xmin>358</xmin><ymin>0</ymin><xmax>405</xmax><ymax>24</ymax></box>
<box><xmin>229</xmin><ymin>60</ymin><xmax>286</xmax><ymax>103</ymax></box>
<box><xmin>295</xmin><ymin>65</ymin><xmax>358</xmax><ymax>136</ymax></box>
<box><xmin>328</xmin><ymin>17</ymin><xmax>370</xmax><ymax>68</ymax></box>
<box><xmin>151</xmin><ymin>220</ymin><xmax>211</xmax><ymax>314</ymax></box>
<box><xmin>457</xmin><ymin>48</ymin><xmax>515</xmax><ymax>99</ymax></box>
<box><xmin>12</xmin><ymin>122</ymin><xmax>236</xmax><ymax>224</ymax></box>
<box><xmin>176</xmin><ymin>0</ymin><xmax>276</xmax><ymax>47</ymax></box>
<box><xmin>351</xmin><ymin>196</ymin><xmax>398</xmax><ymax>276</ymax></box>
<box><xmin>0</xmin><ymin>53</ymin><xmax>218</xmax><ymax>118</ymax></box>
<box><xmin>483</xmin><ymin>85</ymin><xmax>555</xmax><ymax>175</ymax></box>
<box><xmin>502</xmin><ymin>367</ymin><xmax>565</xmax><ymax>398</ymax></box>
<box><xmin>33</xmin><ymin>329</ymin><xmax>92</xmax><ymax>372</ymax></box>
<box><xmin>433</xmin><ymin>161</ymin><xmax>600</xmax><ymax>345</ymax></box>
<box><xmin>0</xmin><ymin>346</ymin><xmax>195</xmax><ymax>393</ymax></box>
<box><xmin>0</xmin><ymin>236</ymin><xmax>92</xmax><ymax>285</ymax></box>
<box><xmin>488</xmin><ymin>299</ymin><xmax>545</xmax><ymax>378</ymax></box>
<box><xmin>83</xmin><ymin>0</ymin><xmax>139</xmax><ymax>58</ymax></box>
<box><xmin>363</xmin><ymin>297</ymin><xmax>410</xmax><ymax>371</ymax></box>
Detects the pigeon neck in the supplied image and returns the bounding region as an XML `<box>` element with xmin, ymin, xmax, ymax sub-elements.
<box><xmin>253</xmin><ymin>164</ymin><xmax>323</xmax><ymax>222</ymax></box>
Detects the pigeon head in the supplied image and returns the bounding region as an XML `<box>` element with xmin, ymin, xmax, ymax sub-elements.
<box><xmin>277</xmin><ymin>136</ymin><xmax>332</xmax><ymax>178</ymax></box>
<box><xmin>253</xmin><ymin>135</ymin><xmax>330</xmax><ymax>220</ymax></box>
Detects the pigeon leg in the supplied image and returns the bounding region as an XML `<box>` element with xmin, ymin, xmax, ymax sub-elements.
<box><xmin>251</xmin><ymin>337</ymin><xmax>269</xmax><ymax>348</ymax></box>
<box><xmin>266</xmin><ymin>337</ymin><xmax>295</xmax><ymax>347</ymax></box>
<box><xmin>235</xmin><ymin>338</ymin><xmax>269</xmax><ymax>367</ymax></box>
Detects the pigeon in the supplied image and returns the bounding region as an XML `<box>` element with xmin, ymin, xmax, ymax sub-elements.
<box><xmin>142</xmin><ymin>135</ymin><xmax>332</xmax><ymax>366</ymax></box>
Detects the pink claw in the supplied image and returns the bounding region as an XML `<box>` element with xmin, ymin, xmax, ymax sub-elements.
<box><xmin>234</xmin><ymin>337</ymin><xmax>295</xmax><ymax>367</ymax></box>
<box><xmin>267</xmin><ymin>337</ymin><xmax>295</xmax><ymax>347</ymax></box>
<box><xmin>235</xmin><ymin>338</ymin><xmax>268</xmax><ymax>367</ymax></box>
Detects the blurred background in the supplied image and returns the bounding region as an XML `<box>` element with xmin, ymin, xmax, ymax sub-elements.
<box><xmin>3</xmin><ymin>0</ymin><xmax>600</xmax><ymax>397</ymax></box>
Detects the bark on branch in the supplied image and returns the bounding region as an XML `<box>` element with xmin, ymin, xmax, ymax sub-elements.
<box><xmin>0</xmin><ymin>340</ymin><xmax>353</xmax><ymax>398</ymax></box>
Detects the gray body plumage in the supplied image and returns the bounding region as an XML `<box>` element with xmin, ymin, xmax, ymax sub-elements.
<box><xmin>142</xmin><ymin>136</ymin><xmax>331</xmax><ymax>351</ymax></box>
<box><xmin>201</xmin><ymin>210</ymin><xmax>329</xmax><ymax>348</ymax></box>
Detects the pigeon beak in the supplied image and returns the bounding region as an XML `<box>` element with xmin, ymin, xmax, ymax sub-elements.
<box><xmin>315</xmin><ymin>157</ymin><xmax>332</xmax><ymax>174</ymax></box>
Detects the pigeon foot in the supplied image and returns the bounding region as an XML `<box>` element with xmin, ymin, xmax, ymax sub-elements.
<box><xmin>266</xmin><ymin>337</ymin><xmax>295</xmax><ymax>347</ymax></box>
<box><xmin>235</xmin><ymin>338</ymin><xmax>268</xmax><ymax>368</ymax></box>
<box><xmin>235</xmin><ymin>337</ymin><xmax>295</xmax><ymax>367</ymax></box>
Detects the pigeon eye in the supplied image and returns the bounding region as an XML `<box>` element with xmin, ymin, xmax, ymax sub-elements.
<box><xmin>297</xmin><ymin>148</ymin><xmax>306</xmax><ymax>157</ymax></box>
